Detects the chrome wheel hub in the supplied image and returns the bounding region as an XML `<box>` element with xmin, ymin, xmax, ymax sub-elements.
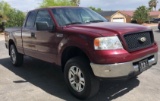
<box><xmin>68</xmin><ymin>66</ymin><xmax>85</xmax><ymax>92</ymax></box>
<box><xmin>11</xmin><ymin>48</ymin><xmax>16</xmax><ymax>63</ymax></box>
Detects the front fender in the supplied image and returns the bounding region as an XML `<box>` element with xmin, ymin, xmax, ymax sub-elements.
<box><xmin>57</xmin><ymin>34</ymin><xmax>94</xmax><ymax>66</ymax></box>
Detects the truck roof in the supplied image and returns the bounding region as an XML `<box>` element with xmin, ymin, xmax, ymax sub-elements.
<box><xmin>29</xmin><ymin>6</ymin><xmax>85</xmax><ymax>12</ymax></box>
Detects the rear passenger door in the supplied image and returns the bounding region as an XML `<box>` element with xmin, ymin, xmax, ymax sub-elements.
<box><xmin>22</xmin><ymin>11</ymin><xmax>37</xmax><ymax>57</ymax></box>
<box><xmin>33</xmin><ymin>10</ymin><xmax>57</xmax><ymax>63</ymax></box>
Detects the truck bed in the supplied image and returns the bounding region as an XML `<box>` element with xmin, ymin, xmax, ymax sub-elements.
<box><xmin>4</xmin><ymin>27</ymin><xmax>22</xmax><ymax>49</ymax></box>
<box><xmin>5</xmin><ymin>27</ymin><xmax>21</xmax><ymax>33</ymax></box>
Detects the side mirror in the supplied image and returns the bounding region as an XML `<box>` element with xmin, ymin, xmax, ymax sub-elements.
<box><xmin>36</xmin><ymin>22</ymin><xmax>55</xmax><ymax>31</ymax></box>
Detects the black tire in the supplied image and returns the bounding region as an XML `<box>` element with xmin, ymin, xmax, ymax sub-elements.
<box><xmin>64</xmin><ymin>57</ymin><xmax>100</xmax><ymax>100</ymax></box>
<box><xmin>10</xmin><ymin>44</ymin><xmax>23</xmax><ymax>66</ymax></box>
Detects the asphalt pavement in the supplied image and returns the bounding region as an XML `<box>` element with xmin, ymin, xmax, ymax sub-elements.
<box><xmin>0</xmin><ymin>27</ymin><xmax>160</xmax><ymax>101</ymax></box>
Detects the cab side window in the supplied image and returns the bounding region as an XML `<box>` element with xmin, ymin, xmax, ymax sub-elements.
<box><xmin>35</xmin><ymin>10</ymin><xmax>54</xmax><ymax>29</ymax></box>
<box><xmin>25</xmin><ymin>11</ymin><xmax>37</xmax><ymax>28</ymax></box>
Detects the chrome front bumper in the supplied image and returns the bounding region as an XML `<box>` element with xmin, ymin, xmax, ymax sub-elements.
<box><xmin>90</xmin><ymin>53</ymin><xmax>158</xmax><ymax>78</ymax></box>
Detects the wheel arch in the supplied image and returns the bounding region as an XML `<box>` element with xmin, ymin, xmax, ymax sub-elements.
<box><xmin>61</xmin><ymin>46</ymin><xmax>90</xmax><ymax>72</ymax></box>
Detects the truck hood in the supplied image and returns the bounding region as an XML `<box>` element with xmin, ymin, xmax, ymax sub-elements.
<box><xmin>65</xmin><ymin>22</ymin><xmax>151</xmax><ymax>36</ymax></box>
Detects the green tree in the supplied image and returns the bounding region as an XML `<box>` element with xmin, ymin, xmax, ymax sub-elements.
<box><xmin>0</xmin><ymin>12</ymin><xmax>3</xmax><ymax>23</ymax></box>
<box><xmin>0</xmin><ymin>1</ymin><xmax>25</xmax><ymax>27</ymax></box>
<box><xmin>159</xmin><ymin>8</ymin><xmax>160</xmax><ymax>11</ymax></box>
<box><xmin>148</xmin><ymin>0</ymin><xmax>158</xmax><ymax>11</ymax></box>
<box><xmin>40</xmin><ymin>0</ymin><xmax>77</xmax><ymax>7</ymax></box>
<box><xmin>133</xmin><ymin>6</ymin><xmax>149</xmax><ymax>24</ymax></box>
<box><xmin>148</xmin><ymin>7</ymin><xmax>152</xmax><ymax>11</ymax></box>
<box><xmin>89</xmin><ymin>6</ymin><xmax>102</xmax><ymax>12</ymax></box>
<box><xmin>0</xmin><ymin>1</ymin><xmax>10</xmax><ymax>22</ymax></box>
<box><xmin>5</xmin><ymin>9</ymin><xmax>25</xmax><ymax>27</ymax></box>
<box><xmin>70</xmin><ymin>0</ymin><xmax>80</xmax><ymax>6</ymax></box>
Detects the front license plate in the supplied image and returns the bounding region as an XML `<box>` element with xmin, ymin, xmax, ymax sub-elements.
<box><xmin>139</xmin><ymin>59</ymin><xmax>149</xmax><ymax>72</ymax></box>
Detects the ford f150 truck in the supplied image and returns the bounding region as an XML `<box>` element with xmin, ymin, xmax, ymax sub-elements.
<box><xmin>4</xmin><ymin>7</ymin><xmax>158</xmax><ymax>99</ymax></box>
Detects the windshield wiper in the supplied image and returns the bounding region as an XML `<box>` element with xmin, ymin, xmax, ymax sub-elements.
<box><xmin>66</xmin><ymin>22</ymin><xmax>82</xmax><ymax>25</ymax></box>
<box><xmin>89</xmin><ymin>20</ymin><xmax>104</xmax><ymax>23</ymax></box>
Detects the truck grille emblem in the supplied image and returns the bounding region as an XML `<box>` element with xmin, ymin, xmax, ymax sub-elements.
<box><xmin>139</xmin><ymin>37</ymin><xmax>147</xmax><ymax>43</ymax></box>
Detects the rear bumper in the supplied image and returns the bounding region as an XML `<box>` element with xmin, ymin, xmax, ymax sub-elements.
<box><xmin>90</xmin><ymin>52</ymin><xmax>158</xmax><ymax>78</ymax></box>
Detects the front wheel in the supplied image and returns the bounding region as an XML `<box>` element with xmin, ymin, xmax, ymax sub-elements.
<box><xmin>10</xmin><ymin>44</ymin><xmax>23</xmax><ymax>66</ymax></box>
<box><xmin>64</xmin><ymin>57</ymin><xmax>99</xmax><ymax>99</ymax></box>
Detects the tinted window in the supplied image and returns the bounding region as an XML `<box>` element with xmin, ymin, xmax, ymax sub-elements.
<box><xmin>25</xmin><ymin>11</ymin><xmax>37</xmax><ymax>28</ymax></box>
<box><xmin>52</xmin><ymin>8</ymin><xmax>107</xmax><ymax>26</ymax></box>
<box><xmin>35</xmin><ymin>10</ymin><xmax>54</xmax><ymax>28</ymax></box>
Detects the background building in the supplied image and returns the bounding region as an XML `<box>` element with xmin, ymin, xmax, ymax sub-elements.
<box><xmin>99</xmin><ymin>10</ymin><xmax>160</xmax><ymax>23</ymax></box>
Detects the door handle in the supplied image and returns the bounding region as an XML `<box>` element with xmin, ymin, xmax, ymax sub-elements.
<box><xmin>56</xmin><ymin>33</ymin><xmax>63</xmax><ymax>37</ymax></box>
<box><xmin>31</xmin><ymin>32</ymin><xmax>35</xmax><ymax>38</ymax></box>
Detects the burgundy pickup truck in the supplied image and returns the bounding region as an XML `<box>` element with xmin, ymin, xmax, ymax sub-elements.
<box><xmin>4</xmin><ymin>7</ymin><xmax>158</xmax><ymax>99</ymax></box>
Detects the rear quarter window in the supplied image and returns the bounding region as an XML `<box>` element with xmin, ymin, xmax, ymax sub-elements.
<box><xmin>25</xmin><ymin>11</ymin><xmax>37</xmax><ymax>28</ymax></box>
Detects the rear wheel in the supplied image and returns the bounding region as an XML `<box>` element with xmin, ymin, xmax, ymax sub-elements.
<box><xmin>10</xmin><ymin>44</ymin><xmax>23</xmax><ymax>66</ymax></box>
<box><xmin>64</xmin><ymin>57</ymin><xmax>99</xmax><ymax>99</ymax></box>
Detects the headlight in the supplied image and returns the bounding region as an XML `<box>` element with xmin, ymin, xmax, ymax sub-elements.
<box><xmin>94</xmin><ymin>36</ymin><xmax>123</xmax><ymax>50</ymax></box>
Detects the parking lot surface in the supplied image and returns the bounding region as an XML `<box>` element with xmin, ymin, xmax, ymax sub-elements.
<box><xmin>0</xmin><ymin>27</ymin><xmax>160</xmax><ymax>101</ymax></box>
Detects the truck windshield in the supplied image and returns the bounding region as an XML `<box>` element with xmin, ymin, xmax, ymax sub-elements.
<box><xmin>52</xmin><ymin>7</ymin><xmax>108</xmax><ymax>26</ymax></box>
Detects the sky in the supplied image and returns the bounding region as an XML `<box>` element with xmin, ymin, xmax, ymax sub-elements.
<box><xmin>3</xmin><ymin>0</ymin><xmax>160</xmax><ymax>12</ymax></box>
